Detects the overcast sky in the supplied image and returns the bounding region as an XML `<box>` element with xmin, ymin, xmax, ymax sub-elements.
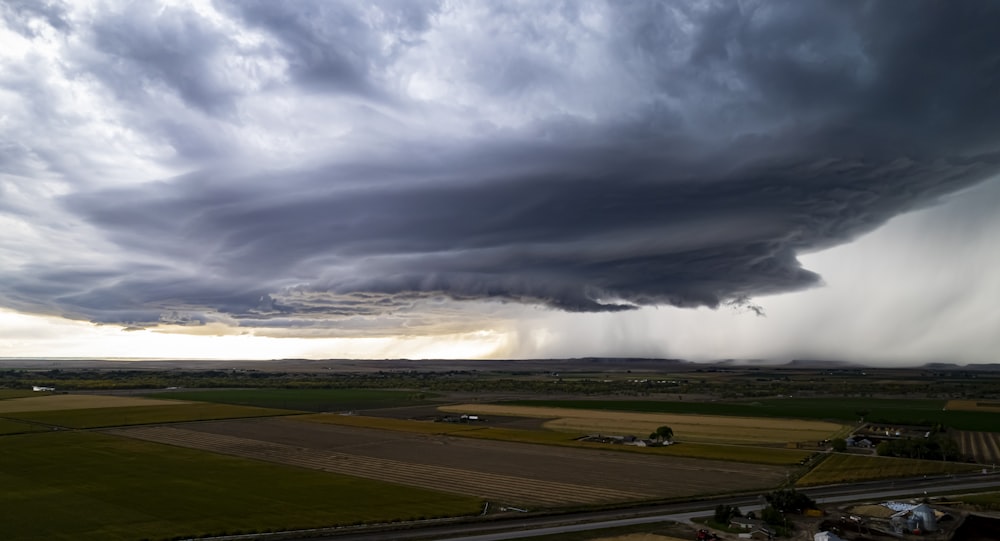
<box><xmin>2</xmin><ymin>0</ymin><xmax>999</xmax><ymax>364</ymax></box>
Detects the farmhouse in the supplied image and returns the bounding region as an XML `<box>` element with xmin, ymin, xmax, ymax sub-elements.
<box><xmin>32</xmin><ymin>385</ymin><xmax>55</xmax><ymax>392</ymax></box>
<box><xmin>730</xmin><ymin>517</ymin><xmax>764</xmax><ymax>530</ymax></box>
<box><xmin>728</xmin><ymin>518</ymin><xmax>773</xmax><ymax>540</ymax></box>
<box><xmin>845</xmin><ymin>437</ymin><xmax>873</xmax><ymax>448</ymax></box>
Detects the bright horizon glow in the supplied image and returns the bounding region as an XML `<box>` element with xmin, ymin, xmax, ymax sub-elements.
<box><xmin>0</xmin><ymin>310</ymin><xmax>509</xmax><ymax>360</ymax></box>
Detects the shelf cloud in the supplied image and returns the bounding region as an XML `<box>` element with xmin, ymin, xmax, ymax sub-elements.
<box><xmin>2</xmin><ymin>1</ymin><xmax>999</xmax><ymax>360</ymax></box>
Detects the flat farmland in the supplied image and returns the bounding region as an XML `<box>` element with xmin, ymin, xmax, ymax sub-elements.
<box><xmin>796</xmin><ymin>453</ymin><xmax>979</xmax><ymax>486</ymax></box>
<box><xmin>0</xmin><ymin>393</ymin><xmax>193</xmax><ymax>413</ymax></box>
<box><xmin>4</xmin><ymin>403</ymin><xmax>297</xmax><ymax>429</ymax></box>
<box><xmin>946</xmin><ymin>400</ymin><xmax>1000</xmax><ymax>413</ymax></box>
<box><xmin>0</xmin><ymin>418</ymin><xmax>48</xmax><ymax>435</ymax></box>
<box><xmin>145</xmin><ymin>388</ymin><xmax>436</xmax><ymax>412</ymax></box>
<box><xmin>113</xmin><ymin>416</ymin><xmax>791</xmax><ymax>508</ymax></box>
<box><xmin>0</xmin><ymin>390</ymin><xmax>39</xmax><ymax>400</ymax></box>
<box><xmin>302</xmin><ymin>414</ymin><xmax>812</xmax><ymax>465</ymax></box>
<box><xmin>0</xmin><ymin>431</ymin><xmax>480</xmax><ymax>541</ymax></box>
<box><xmin>440</xmin><ymin>404</ymin><xmax>845</xmax><ymax>445</ymax></box>
<box><xmin>956</xmin><ymin>430</ymin><xmax>1000</xmax><ymax>464</ymax></box>
<box><xmin>507</xmin><ymin>398</ymin><xmax>1000</xmax><ymax>432</ymax></box>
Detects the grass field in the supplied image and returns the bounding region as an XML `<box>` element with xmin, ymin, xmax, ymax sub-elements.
<box><xmin>957</xmin><ymin>491</ymin><xmax>1000</xmax><ymax>510</ymax></box>
<box><xmin>656</xmin><ymin>442</ymin><xmax>812</xmax><ymax>465</ymax></box>
<box><xmin>0</xmin><ymin>389</ymin><xmax>39</xmax><ymax>400</ymax></box>
<box><xmin>0</xmin><ymin>431</ymin><xmax>482</xmax><ymax>541</ymax></box>
<box><xmin>441</xmin><ymin>404</ymin><xmax>845</xmax><ymax>445</ymax></box>
<box><xmin>0</xmin><ymin>418</ymin><xmax>48</xmax><ymax>435</ymax></box>
<box><xmin>504</xmin><ymin>398</ymin><xmax>1000</xmax><ymax>432</ymax></box>
<box><xmin>145</xmin><ymin>388</ymin><xmax>435</xmax><ymax>412</ymax></box>
<box><xmin>299</xmin><ymin>414</ymin><xmax>812</xmax><ymax>465</ymax></box>
<box><xmin>3</xmin><ymin>403</ymin><xmax>297</xmax><ymax>429</ymax></box>
<box><xmin>795</xmin><ymin>453</ymin><xmax>980</xmax><ymax>486</ymax></box>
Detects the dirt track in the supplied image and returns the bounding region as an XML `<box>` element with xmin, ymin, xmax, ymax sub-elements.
<box><xmin>108</xmin><ymin>417</ymin><xmax>788</xmax><ymax>508</ymax></box>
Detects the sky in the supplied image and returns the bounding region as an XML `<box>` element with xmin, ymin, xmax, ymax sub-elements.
<box><xmin>2</xmin><ymin>1</ymin><xmax>999</xmax><ymax>365</ymax></box>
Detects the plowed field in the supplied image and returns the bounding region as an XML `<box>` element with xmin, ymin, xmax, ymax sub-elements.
<box><xmin>108</xmin><ymin>417</ymin><xmax>789</xmax><ymax>508</ymax></box>
<box><xmin>956</xmin><ymin>430</ymin><xmax>1000</xmax><ymax>464</ymax></box>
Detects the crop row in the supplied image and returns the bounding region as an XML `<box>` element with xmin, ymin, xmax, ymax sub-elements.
<box><xmin>956</xmin><ymin>431</ymin><xmax>1000</xmax><ymax>464</ymax></box>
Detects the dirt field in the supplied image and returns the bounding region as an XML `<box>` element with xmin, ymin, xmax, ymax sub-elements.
<box><xmin>0</xmin><ymin>394</ymin><xmax>190</xmax><ymax>413</ymax></box>
<box><xmin>108</xmin><ymin>416</ymin><xmax>789</xmax><ymax>508</ymax></box>
<box><xmin>956</xmin><ymin>430</ymin><xmax>1000</xmax><ymax>464</ymax></box>
<box><xmin>439</xmin><ymin>404</ymin><xmax>844</xmax><ymax>445</ymax></box>
<box><xmin>945</xmin><ymin>400</ymin><xmax>1000</xmax><ymax>413</ymax></box>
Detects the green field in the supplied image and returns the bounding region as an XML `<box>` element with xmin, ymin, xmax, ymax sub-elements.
<box><xmin>3</xmin><ymin>403</ymin><xmax>297</xmax><ymax>429</ymax></box>
<box><xmin>957</xmin><ymin>491</ymin><xmax>1000</xmax><ymax>510</ymax></box>
<box><xmin>658</xmin><ymin>442</ymin><xmax>812</xmax><ymax>465</ymax></box>
<box><xmin>796</xmin><ymin>453</ymin><xmax>979</xmax><ymax>486</ymax></box>
<box><xmin>146</xmin><ymin>388</ymin><xmax>435</xmax><ymax>412</ymax></box>
<box><xmin>0</xmin><ymin>389</ymin><xmax>39</xmax><ymax>400</ymax></box>
<box><xmin>0</xmin><ymin>418</ymin><xmax>48</xmax><ymax>435</ymax></box>
<box><xmin>504</xmin><ymin>398</ymin><xmax>1000</xmax><ymax>431</ymax></box>
<box><xmin>0</xmin><ymin>431</ymin><xmax>482</xmax><ymax>540</ymax></box>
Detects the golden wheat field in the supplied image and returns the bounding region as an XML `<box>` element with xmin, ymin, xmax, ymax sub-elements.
<box><xmin>0</xmin><ymin>394</ymin><xmax>191</xmax><ymax>413</ymax></box>
<box><xmin>439</xmin><ymin>404</ymin><xmax>845</xmax><ymax>445</ymax></box>
<box><xmin>944</xmin><ymin>400</ymin><xmax>1000</xmax><ymax>413</ymax></box>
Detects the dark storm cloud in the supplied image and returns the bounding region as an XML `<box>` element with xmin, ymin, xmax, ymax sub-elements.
<box><xmin>4</xmin><ymin>1</ymin><xmax>1000</xmax><ymax>334</ymax></box>
<box><xmin>63</xmin><ymin>143</ymin><xmax>999</xmax><ymax>321</ymax></box>
<box><xmin>216</xmin><ymin>0</ymin><xmax>440</xmax><ymax>97</ymax></box>
<box><xmin>681</xmin><ymin>2</ymin><xmax>1000</xmax><ymax>156</ymax></box>
<box><xmin>84</xmin><ymin>4</ymin><xmax>244</xmax><ymax>115</ymax></box>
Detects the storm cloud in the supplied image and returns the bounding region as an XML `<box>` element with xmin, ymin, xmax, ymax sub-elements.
<box><xmin>3</xmin><ymin>1</ymin><xmax>1000</xmax><ymax>345</ymax></box>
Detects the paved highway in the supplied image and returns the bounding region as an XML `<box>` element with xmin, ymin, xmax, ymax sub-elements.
<box><xmin>269</xmin><ymin>472</ymin><xmax>1000</xmax><ymax>541</ymax></box>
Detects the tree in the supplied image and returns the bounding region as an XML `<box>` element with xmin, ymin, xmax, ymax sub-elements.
<box><xmin>765</xmin><ymin>488</ymin><xmax>816</xmax><ymax>514</ymax></box>
<box><xmin>714</xmin><ymin>504</ymin><xmax>741</xmax><ymax>524</ymax></box>
<box><xmin>655</xmin><ymin>425</ymin><xmax>674</xmax><ymax>442</ymax></box>
<box><xmin>831</xmin><ymin>438</ymin><xmax>847</xmax><ymax>452</ymax></box>
<box><xmin>761</xmin><ymin>506</ymin><xmax>787</xmax><ymax>527</ymax></box>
